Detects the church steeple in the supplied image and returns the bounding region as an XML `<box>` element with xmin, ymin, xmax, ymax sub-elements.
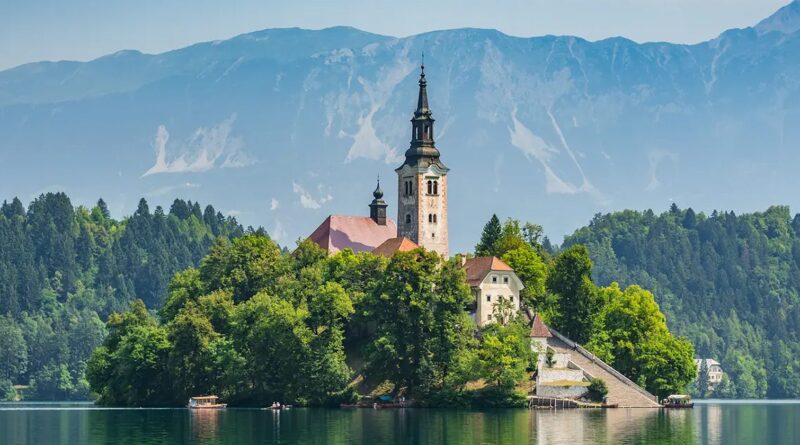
<box><xmin>395</xmin><ymin>59</ymin><xmax>450</xmax><ymax>258</ymax></box>
<box><xmin>403</xmin><ymin>62</ymin><xmax>444</xmax><ymax>168</ymax></box>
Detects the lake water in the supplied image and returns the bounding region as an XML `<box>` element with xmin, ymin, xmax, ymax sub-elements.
<box><xmin>1</xmin><ymin>400</ymin><xmax>798</xmax><ymax>444</ymax></box>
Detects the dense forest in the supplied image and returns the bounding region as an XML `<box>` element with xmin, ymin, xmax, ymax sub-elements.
<box><xmin>87</xmin><ymin>218</ymin><xmax>694</xmax><ymax>407</ymax></box>
<box><xmin>0</xmin><ymin>193</ymin><xmax>244</xmax><ymax>400</ymax></box>
<box><xmin>564</xmin><ymin>205</ymin><xmax>800</xmax><ymax>398</ymax></box>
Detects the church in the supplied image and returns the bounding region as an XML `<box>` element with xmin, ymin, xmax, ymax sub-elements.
<box><xmin>306</xmin><ymin>63</ymin><xmax>520</xmax><ymax>327</ymax></box>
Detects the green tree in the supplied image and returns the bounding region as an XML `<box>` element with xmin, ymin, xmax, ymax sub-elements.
<box><xmin>167</xmin><ymin>305</ymin><xmax>219</xmax><ymax>402</ymax></box>
<box><xmin>475</xmin><ymin>214</ymin><xmax>502</xmax><ymax>257</ymax></box>
<box><xmin>696</xmin><ymin>359</ymin><xmax>709</xmax><ymax>398</ymax></box>
<box><xmin>0</xmin><ymin>316</ymin><xmax>28</xmax><ymax>382</ymax></box>
<box><xmin>230</xmin><ymin>292</ymin><xmax>313</xmax><ymax>404</ymax></box>
<box><xmin>200</xmin><ymin>235</ymin><xmax>287</xmax><ymax>303</ymax></box>
<box><xmin>501</xmin><ymin>246</ymin><xmax>547</xmax><ymax>309</ymax></box>
<box><xmin>597</xmin><ymin>283</ymin><xmax>696</xmax><ymax>398</ymax></box>
<box><xmin>368</xmin><ymin>250</ymin><xmax>474</xmax><ymax>396</ymax></box>
<box><xmin>547</xmin><ymin>245</ymin><xmax>601</xmax><ymax>344</ymax></box>
<box><xmin>478</xmin><ymin>322</ymin><xmax>532</xmax><ymax>390</ymax></box>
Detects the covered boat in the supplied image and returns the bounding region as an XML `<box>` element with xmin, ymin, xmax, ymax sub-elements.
<box><xmin>663</xmin><ymin>394</ymin><xmax>694</xmax><ymax>408</ymax></box>
<box><xmin>188</xmin><ymin>395</ymin><xmax>227</xmax><ymax>409</ymax></box>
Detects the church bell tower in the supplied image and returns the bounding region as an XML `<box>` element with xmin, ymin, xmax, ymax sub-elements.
<box><xmin>396</xmin><ymin>63</ymin><xmax>449</xmax><ymax>257</ymax></box>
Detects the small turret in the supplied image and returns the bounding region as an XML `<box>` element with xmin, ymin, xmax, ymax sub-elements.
<box><xmin>369</xmin><ymin>178</ymin><xmax>388</xmax><ymax>225</ymax></box>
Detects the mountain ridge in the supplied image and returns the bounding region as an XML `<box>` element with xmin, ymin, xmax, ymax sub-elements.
<box><xmin>0</xmin><ymin>4</ymin><xmax>798</xmax><ymax>252</ymax></box>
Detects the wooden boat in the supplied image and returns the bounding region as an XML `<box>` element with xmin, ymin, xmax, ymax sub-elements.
<box><xmin>188</xmin><ymin>395</ymin><xmax>227</xmax><ymax>409</ymax></box>
<box><xmin>662</xmin><ymin>394</ymin><xmax>694</xmax><ymax>408</ymax></box>
<box><xmin>339</xmin><ymin>403</ymin><xmax>360</xmax><ymax>409</ymax></box>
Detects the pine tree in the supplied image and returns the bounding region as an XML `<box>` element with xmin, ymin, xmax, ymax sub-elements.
<box><xmin>475</xmin><ymin>214</ymin><xmax>502</xmax><ymax>257</ymax></box>
<box><xmin>696</xmin><ymin>359</ymin><xmax>709</xmax><ymax>398</ymax></box>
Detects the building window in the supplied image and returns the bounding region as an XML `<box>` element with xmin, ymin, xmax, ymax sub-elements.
<box><xmin>427</xmin><ymin>180</ymin><xmax>433</xmax><ymax>194</ymax></box>
<box><xmin>433</xmin><ymin>180</ymin><xmax>438</xmax><ymax>195</ymax></box>
<box><xmin>510</xmin><ymin>296</ymin><xmax>514</xmax><ymax>302</ymax></box>
<box><xmin>431</xmin><ymin>233</ymin><xmax>435</xmax><ymax>239</ymax></box>
<box><xmin>487</xmin><ymin>314</ymin><xmax>492</xmax><ymax>321</ymax></box>
<box><xmin>486</xmin><ymin>295</ymin><xmax>491</xmax><ymax>302</ymax></box>
<box><xmin>503</xmin><ymin>276</ymin><xmax>509</xmax><ymax>284</ymax></box>
<box><xmin>424</xmin><ymin>124</ymin><xmax>429</xmax><ymax>138</ymax></box>
<box><xmin>433</xmin><ymin>214</ymin><xmax>437</xmax><ymax>223</ymax></box>
<box><xmin>405</xmin><ymin>214</ymin><xmax>411</xmax><ymax>224</ymax></box>
<box><xmin>492</xmin><ymin>276</ymin><xmax>497</xmax><ymax>283</ymax></box>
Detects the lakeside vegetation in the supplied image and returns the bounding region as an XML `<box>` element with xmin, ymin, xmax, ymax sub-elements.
<box><xmin>565</xmin><ymin>205</ymin><xmax>800</xmax><ymax>398</ymax></box>
<box><xmin>86</xmin><ymin>214</ymin><xmax>694</xmax><ymax>407</ymax></box>
<box><xmin>0</xmin><ymin>193</ymin><xmax>244</xmax><ymax>400</ymax></box>
<box><xmin>17</xmin><ymin>193</ymin><xmax>792</xmax><ymax>404</ymax></box>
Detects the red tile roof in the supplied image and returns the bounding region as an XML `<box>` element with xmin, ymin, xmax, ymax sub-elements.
<box><xmin>530</xmin><ymin>313</ymin><xmax>552</xmax><ymax>338</ymax></box>
<box><xmin>460</xmin><ymin>256</ymin><xmax>513</xmax><ymax>286</ymax></box>
<box><xmin>372</xmin><ymin>237</ymin><xmax>419</xmax><ymax>257</ymax></box>
<box><xmin>308</xmin><ymin>215</ymin><xmax>397</xmax><ymax>254</ymax></box>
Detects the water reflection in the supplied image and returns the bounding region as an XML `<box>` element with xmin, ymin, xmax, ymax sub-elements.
<box><xmin>2</xmin><ymin>402</ymin><xmax>800</xmax><ymax>444</ymax></box>
<box><xmin>189</xmin><ymin>409</ymin><xmax>222</xmax><ymax>443</ymax></box>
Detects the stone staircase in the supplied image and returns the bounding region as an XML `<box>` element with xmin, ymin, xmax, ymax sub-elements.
<box><xmin>546</xmin><ymin>331</ymin><xmax>660</xmax><ymax>408</ymax></box>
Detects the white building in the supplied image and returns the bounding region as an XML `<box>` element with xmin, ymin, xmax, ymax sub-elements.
<box><xmin>695</xmin><ymin>358</ymin><xmax>724</xmax><ymax>386</ymax></box>
<box><xmin>460</xmin><ymin>256</ymin><xmax>524</xmax><ymax>326</ymax></box>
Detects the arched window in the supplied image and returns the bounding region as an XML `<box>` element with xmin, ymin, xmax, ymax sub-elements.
<box><xmin>427</xmin><ymin>180</ymin><xmax>433</xmax><ymax>194</ymax></box>
<box><xmin>433</xmin><ymin>181</ymin><xmax>438</xmax><ymax>195</ymax></box>
<box><xmin>424</xmin><ymin>124</ymin><xmax>429</xmax><ymax>139</ymax></box>
<box><xmin>405</xmin><ymin>214</ymin><xmax>411</xmax><ymax>224</ymax></box>
<box><xmin>433</xmin><ymin>214</ymin><xmax>437</xmax><ymax>223</ymax></box>
<box><xmin>416</xmin><ymin>126</ymin><xmax>421</xmax><ymax>140</ymax></box>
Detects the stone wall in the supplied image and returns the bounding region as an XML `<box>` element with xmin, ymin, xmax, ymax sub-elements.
<box><xmin>538</xmin><ymin>369</ymin><xmax>585</xmax><ymax>384</ymax></box>
<box><xmin>537</xmin><ymin>384</ymin><xmax>589</xmax><ymax>399</ymax></box>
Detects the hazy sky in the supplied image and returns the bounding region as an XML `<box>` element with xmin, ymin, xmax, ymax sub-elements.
<box><xmin>0</xmin><ymin>0</ymin><xmax>790</xmax><ymax>70</ymax></box>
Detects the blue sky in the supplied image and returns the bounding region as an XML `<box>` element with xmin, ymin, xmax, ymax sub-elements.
<box><xmin>0</xmin><ymin>0</ymin><xmax>789</xmax><ymax>70</ymax></box>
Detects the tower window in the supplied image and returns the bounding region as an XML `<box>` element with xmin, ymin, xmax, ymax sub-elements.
<box><xmin>504</xmin><ymin>276</ymin><xmax>509</xmax><ymax>284</ymax></box>
<box><xmin>427</xmin><ymin>180</ymin><xmax>432</xmax><ymax>194</ymax></box>
<box><xmin>433</xmin><ymin>180</ymin><xmax>439</xmax><ymax>195</ymax></box>
<box><xmin>424</xmin><ymin>124</ymin><xmax>429</xmax><ymax>138</ymax></box>
<box><xmin>432</xmin><ymin>233</ymin><xmax>435</xmax><ymax>239</ymax></box>
<box><xmin>486</xmin><ymin>295</ymin><xmax>491</xmax><ymax>302</ymax></box>
<box><xmin>428</xmin><ymin>214</ymin><xmax>432</xmax><ymax>223</ymax></box>
<box><xmin>433</xmin><ymin>214</ymin><xmax>437</xmax><ymax>223</ymax></box>
<box><xmin>416</xmin><ymin>126</ymin><xmax>421</xmax><ymax>139</ymax></box>
<box><xmin>405</xmin><ymin>214</ymin><xmax>411</xmax><ymax>224</ymax></box>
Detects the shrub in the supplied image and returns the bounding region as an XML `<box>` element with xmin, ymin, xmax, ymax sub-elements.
<box><xmin>587</xmin><ymin>378</ymin><xmax>608</xmax><ymax>402</ymax></box>
<box><xmin>470</xmin><ymin>386</ymin><xmax>528</xmax><ymax>408</ymax></box>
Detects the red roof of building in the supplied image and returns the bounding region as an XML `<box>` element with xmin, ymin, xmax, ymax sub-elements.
<box><xmin>308</xmin><ymin>215</ymin><xmax>397</xmax><ymax>254</ymax></box>
<box><xmin>372</xmin><ymin>237</ymin><xmax>419</xmax><ymax>257</ymax></box>
<box><xmin>460</xmin><ymin>256</ymin><xmax>514</xmax><ymax>286</ymax></box>
<box><xmin>530</xmin><ymin>313</ymin><xmax>552</xmax><ymax>338</ymax></box>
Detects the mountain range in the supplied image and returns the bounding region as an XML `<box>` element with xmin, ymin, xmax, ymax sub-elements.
<box><xmin>0</xmin><ymin>1</ymin><xmax>798</xmax><ymax>251</ymax></box>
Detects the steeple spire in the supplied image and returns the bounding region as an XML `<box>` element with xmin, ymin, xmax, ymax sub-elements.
<box><xmin>401</xmin><ymin>58</ymin><xmax>444</xmax><ymax>168</ymax></box>
<box><xmin>416</xmin><ymin>58</ymin><xmax>430</xmax><ymax>115</ymax></box>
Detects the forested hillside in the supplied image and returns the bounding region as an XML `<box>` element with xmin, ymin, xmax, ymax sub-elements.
<box><xmin>0</xmin><ymin>193</ymin><xmax>244</xmax><ymax>400</ymax></box>
<box><xmin>564</xmin><ymin>205</ymin><xmax>800</xmax><ymax>398</ymax></box>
